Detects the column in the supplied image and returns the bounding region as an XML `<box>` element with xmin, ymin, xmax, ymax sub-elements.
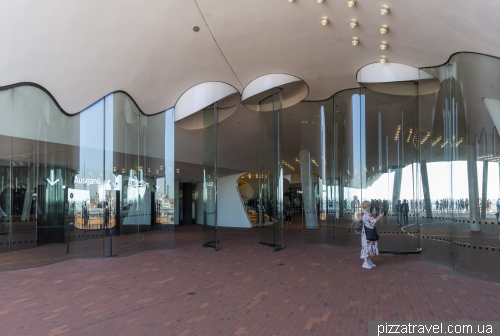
<box><xmin>300</xmin><ymin>149</ymin><xmax>318</xmax><ymax>228</ymax></box>
<box><xmin>420</xmin><ymin>160</ymin><xmax>433</xmax><ymax>218</ymax></box>
<box><xmin>467</xmin><ymin>131</ymin><xmax>480</xmax><ymax>231</ymax></box>
<box><xmin>259</xmin><ymin>89</ymin><xmax>284</xmax><ymax>251</ymax></box>
<box><xmin>202</xmin><ymin>104</ymin><xmax>218</xmax><ymax>250</ymax></box>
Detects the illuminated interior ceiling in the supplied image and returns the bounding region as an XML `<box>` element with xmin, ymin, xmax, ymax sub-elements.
<box><xmin>1</xmin><ymin>0</ymin><xmax>499</xmax><ymax>180</ymax></box>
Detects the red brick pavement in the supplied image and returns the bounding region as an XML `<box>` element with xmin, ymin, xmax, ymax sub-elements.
<box><xmin>0</xmin><ymin>223</ymin><xmax>499</xmax><ymax>336</ymax></box>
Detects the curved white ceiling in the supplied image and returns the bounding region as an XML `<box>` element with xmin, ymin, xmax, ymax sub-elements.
<box><xmin>241</xmin><ymin>74</ymin><xmax>309</xmax><ymax>111</ymax></box>
<box><xmin>1</xmin><ymin>0</ymin><xmax>500</xmax><ymax>114</ymax></box>
<box><xmin>174</xmin><ymin>81</ymin><xmax>240</xmax><ymax>130</ymax></box>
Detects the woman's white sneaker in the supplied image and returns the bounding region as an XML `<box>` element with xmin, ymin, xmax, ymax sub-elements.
<box><xmin>368</xmin><ymin>261</ymin><xmax>376</xmax><ymax>267</ymax></box>
<box><xmin>362</xmin><ymin>262</ymin><xmax>372</xmax><ymax>269</ymax></box>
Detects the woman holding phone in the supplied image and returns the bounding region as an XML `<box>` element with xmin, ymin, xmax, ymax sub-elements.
<box><xmin>360</xmin><ymin>200</ymin><xmax>383</xmax><ymax>269</ymax></box>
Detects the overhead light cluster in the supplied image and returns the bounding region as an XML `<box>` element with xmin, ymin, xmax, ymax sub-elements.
<box><xmin>287</xmin><ymin>0</ymin><xmax>393</xmax><ymax>60</ymax></box>
<box><xmin>420</xmin><ymin>132</ymin><xmax>431</xmax><ymax>144</ymax></box>
<box><xmin>432</xmin><ymin>135</ymin><xmax>442</xmax><ymax>146</ymax></box>
<box><xmin>455</xmin><ymin>138</ymin><xmax>464</xmax><ymax>147</ymax></box>
<box><xmin>283</xmin><ymin>160</ymin><xmax>295</xmax><ymax>170</ymax></box>
<box><xmin>176</xmin><ymin>168</ymin><xmax>180</xmax><ymax>173</ymax></box>
<box><xmin>406</xmin><ymin>129</ymin><xmax>413</xmax><ymax>142</ymax></box>
<box><xmin>311</xmin><ymin>158</ymin><xmax>319</xmax><ymax>167</ymax></box>
<box><xmin>394</xmin><ymin>125</ymin><xmax>401</xmax><ymax>141</ymax></box>
<box><xmin>478</xmin><ymin>153</ymin><xmax>500</xmax><ymax>161</ymax></box>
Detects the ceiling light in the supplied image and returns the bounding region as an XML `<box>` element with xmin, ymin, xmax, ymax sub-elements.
<box><xmin>289</xmin><ymin>0</ymin><xmax>294</xmax><ymax>2</ymax></box>
<box><xmin>381</xmin><ymin>6</ymin><xmax>390</xmax><ymax>15</ymax></box>
<box><xmin>352</xmin><ymin>37</ymin><xmax>359</xmax><ymax>45</ymax></box>
<box><xmin>321</xmin><ymin>16</ymin><xmax>329</xmax><ymax>25</ymax></box>
<box><xmin>347</xmin><ymin>0</ymin><xmax>356</xmax><ymax>7</ymax></box>
<box><xmin>192</xmin><ymin>26</ymin><xmax>200</xmax><ymax>32</ymax></box>
<box><xmin>380</xmin><ymin>41</ymin><xmax>388</xmax><ymax>49</ymax></box>
<box><xmin>380</xmin><ymin>55</ymin><xmax>387</xmax><ymax>63</ymax></box>
<box><xmin>380</xmin><ymin>25</ymin><xmax>389</xmax><ymax>34</ymax></box>
<box><xmin>317</xmin><ymin>0</ymin><xmax>324</xmax><ymax>3</ymax></box>
<box><xmin>350</xmin><ymin>20</ymin><xmax>358</xmax><ymax>28</ymax></box>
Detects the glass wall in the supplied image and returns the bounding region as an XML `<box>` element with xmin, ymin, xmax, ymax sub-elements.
<box><xmin>305</xmin><ymin>87</ymin><xmax>421</xmax><ymax>253</ymax></box>
<box><xmin>420</xmin><ymin>52</ymin><xmax>500</xmax><ymax>282</ymax></box>
<box><xmin>0</xmin><ymin>85</ymin><xmax>174</xmax><ymax>271</ymax></box>
<box><xmin>259</xmin><ymin>89</ymin><xmax>284</xmax><ymax>251</ymax></box>
<box><xmin>300</xmin><ymin>99</ymin><xmax>335</xmax><ymax>245</ymax></box>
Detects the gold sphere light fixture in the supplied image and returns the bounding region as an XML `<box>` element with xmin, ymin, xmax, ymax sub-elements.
<box><xmin>352</xmin><ymin>37</ymin><xmax>359</xmax><ymax>46</ymax></box>
<box><xmin>289</xmin><ymin>0</ymin><xmax>294</xmax><ymax>2</ymax></box>
<box><xmin>350</xmin><ymin>20</ymin><xmax>358</xmax><ymax>28</ymax></box>
<box><xmin>317</xmin><ymin>0</ymin><xmax>324</xmax><ymax>3</ymax></box>
<box><xmin>347</xmin><ymin>0</ymin><xmax>356</xmax><ymax>7</ymax></box>
<box><xmin>380</xmin><ymin>25</ymin><xmax>389</xmax><ymax>34</ymax></box>
<box><xmin>381</xmin><ymin>6</ymin><xmax>390</xmax><ymax>15</ymax></box>
<box><xmin>380</xmin><ymin>41</ymin><xmax>388</xmax><ymax>50</ymax></box>
<box><xmin>380</xmin><ymin>55</ymin><xmax>387</xmax><ymax>63</ymax></box>
<box><xmin>321</xmin><ymin>16</ymin><xmax>329</xmax><ymax>25</ymax></box>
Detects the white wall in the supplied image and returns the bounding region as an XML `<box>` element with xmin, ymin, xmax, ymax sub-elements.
<box><xmin>218</xmin><ymin>173</ymin><xmax>252</xmax><ymax>228</ymax></box>
<box><xmin>238</xmin><ymin>182</ymin><xmax>254</xmax><ymax>200</ymax></box>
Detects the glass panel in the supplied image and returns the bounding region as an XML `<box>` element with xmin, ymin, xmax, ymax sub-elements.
<box><xmin>0</xmin><ymin>89</ymin><xmax>12</xmax><ymax>264</ymax></box>
<box><xmin>67</xmin><ymin>99</ymin><xmax>105</xmax><ymax>260</ymax></box>
<box><xmin>332</xmin><ymin>87</ymin><xmax>420</xmax><ymax>253</ymax></box>
<box><xmin>139</xmin><ymin>109</ymin><xmax>175</xmax><ymax>251</ymax></box>
<box><xmin>0</xmin><ymin>85</ymin><xmax>174</xmax><ymax>270</ymax></box>
<box><xmin>11</xmin><ymin>86</ymin><xmax>71</xmax><ymax>269</ymax></box>
<box><xmin>301</xmin><ymin>99</ymin><xmax>334</xmax><ymax>244</ymax></box>
<box><xmin>420</xmin><ymin>53</ymin><xmax>500</xmax><ymax>282</ymax></box>
<box><xmin>259</xmin><ymin>89</ymin><xmax>284</xmax><ymax>251</ymax></box>
<box><xmin>103</xmin><ymin>93</ymin><xmax>140</xmax><ymax>257</ymax></box>
<box><xmin>203</xmin><ymin>104</ymin><xmax>218</xmax><ymax>250</ymax></box>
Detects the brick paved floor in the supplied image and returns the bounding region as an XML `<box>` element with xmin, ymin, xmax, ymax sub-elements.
<box><xmin>0</xmin><ymin>222</ymin><xmax>499</xmax><ymax>336</ymax></box>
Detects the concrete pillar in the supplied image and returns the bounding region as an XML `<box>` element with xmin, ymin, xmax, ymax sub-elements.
<box><xmin>420</xmin><ymin>160</ymin><xmax>433</xmax><ymax>218</ymax></box>
<box><xmin>481</xmin><ymin>160</ymin><xmax>488</xmax><ymax>219</ymax></box>
<box><xmin>467</xmin><ymin>133</ymin><xmax>480</xmax><ymax>231</ymax></box>
<box><xmin>392</xmin><ymin>168</ymin><xmax>403</xmax><ymax>213</ymax></box>
<box><xmin>300</xmin><ymin>149</ymin><xmax>318</xmax><ymax>228</ymax></box>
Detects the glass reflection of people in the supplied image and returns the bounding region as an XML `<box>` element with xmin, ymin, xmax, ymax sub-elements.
<box><xmin>496</xmin><ymin>198</ymin><xmax>500</xmax><ymax>221</ymax></box>
<box><xmin>351</xmin><ymin>196</ymin><xmax>360</xmax><ymax>219</ymax></box>
<box><xmin>396</xmin><ymin>200</ymin><xmax>403</xmax><ymax>226</ymax></box>
<box><xmin>284</xmin><ymin>201</ymin><xmax>293</xmax><ymax>225</ymax></box>
<box><xmin>402</xmin><ymin>199</ymin><xmax>409</xmax><ymax>225</ymax></box>
<box><xmin>360</xmin><ymin>200</ymin><xmax>382</xmax><ymax>269</ymax></box>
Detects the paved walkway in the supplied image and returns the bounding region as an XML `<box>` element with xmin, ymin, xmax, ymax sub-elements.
<box><xmin>0</xmin><ymin>224</ymin><xmax>499</xmax><ymax>335</ymax></box>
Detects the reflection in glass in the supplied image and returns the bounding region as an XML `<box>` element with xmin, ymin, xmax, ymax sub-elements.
<box><xmin>202</xmin><ymin>103</ymin><xmax>218</xmax><ymax>250</ymax></box>
<box><xmin>259</xmin><ymin>89</ymin><xmax>284</xmax><ymax>251</ymax></box>
<box><xmin>420</xmin><ymin>53</ymin><xmax>500</xmax><ymax>282</ymax></box>
<box><xmin>0</xmin><ymin>85</ymin><xmax>174</xmax><ymax>270</ymax></box>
